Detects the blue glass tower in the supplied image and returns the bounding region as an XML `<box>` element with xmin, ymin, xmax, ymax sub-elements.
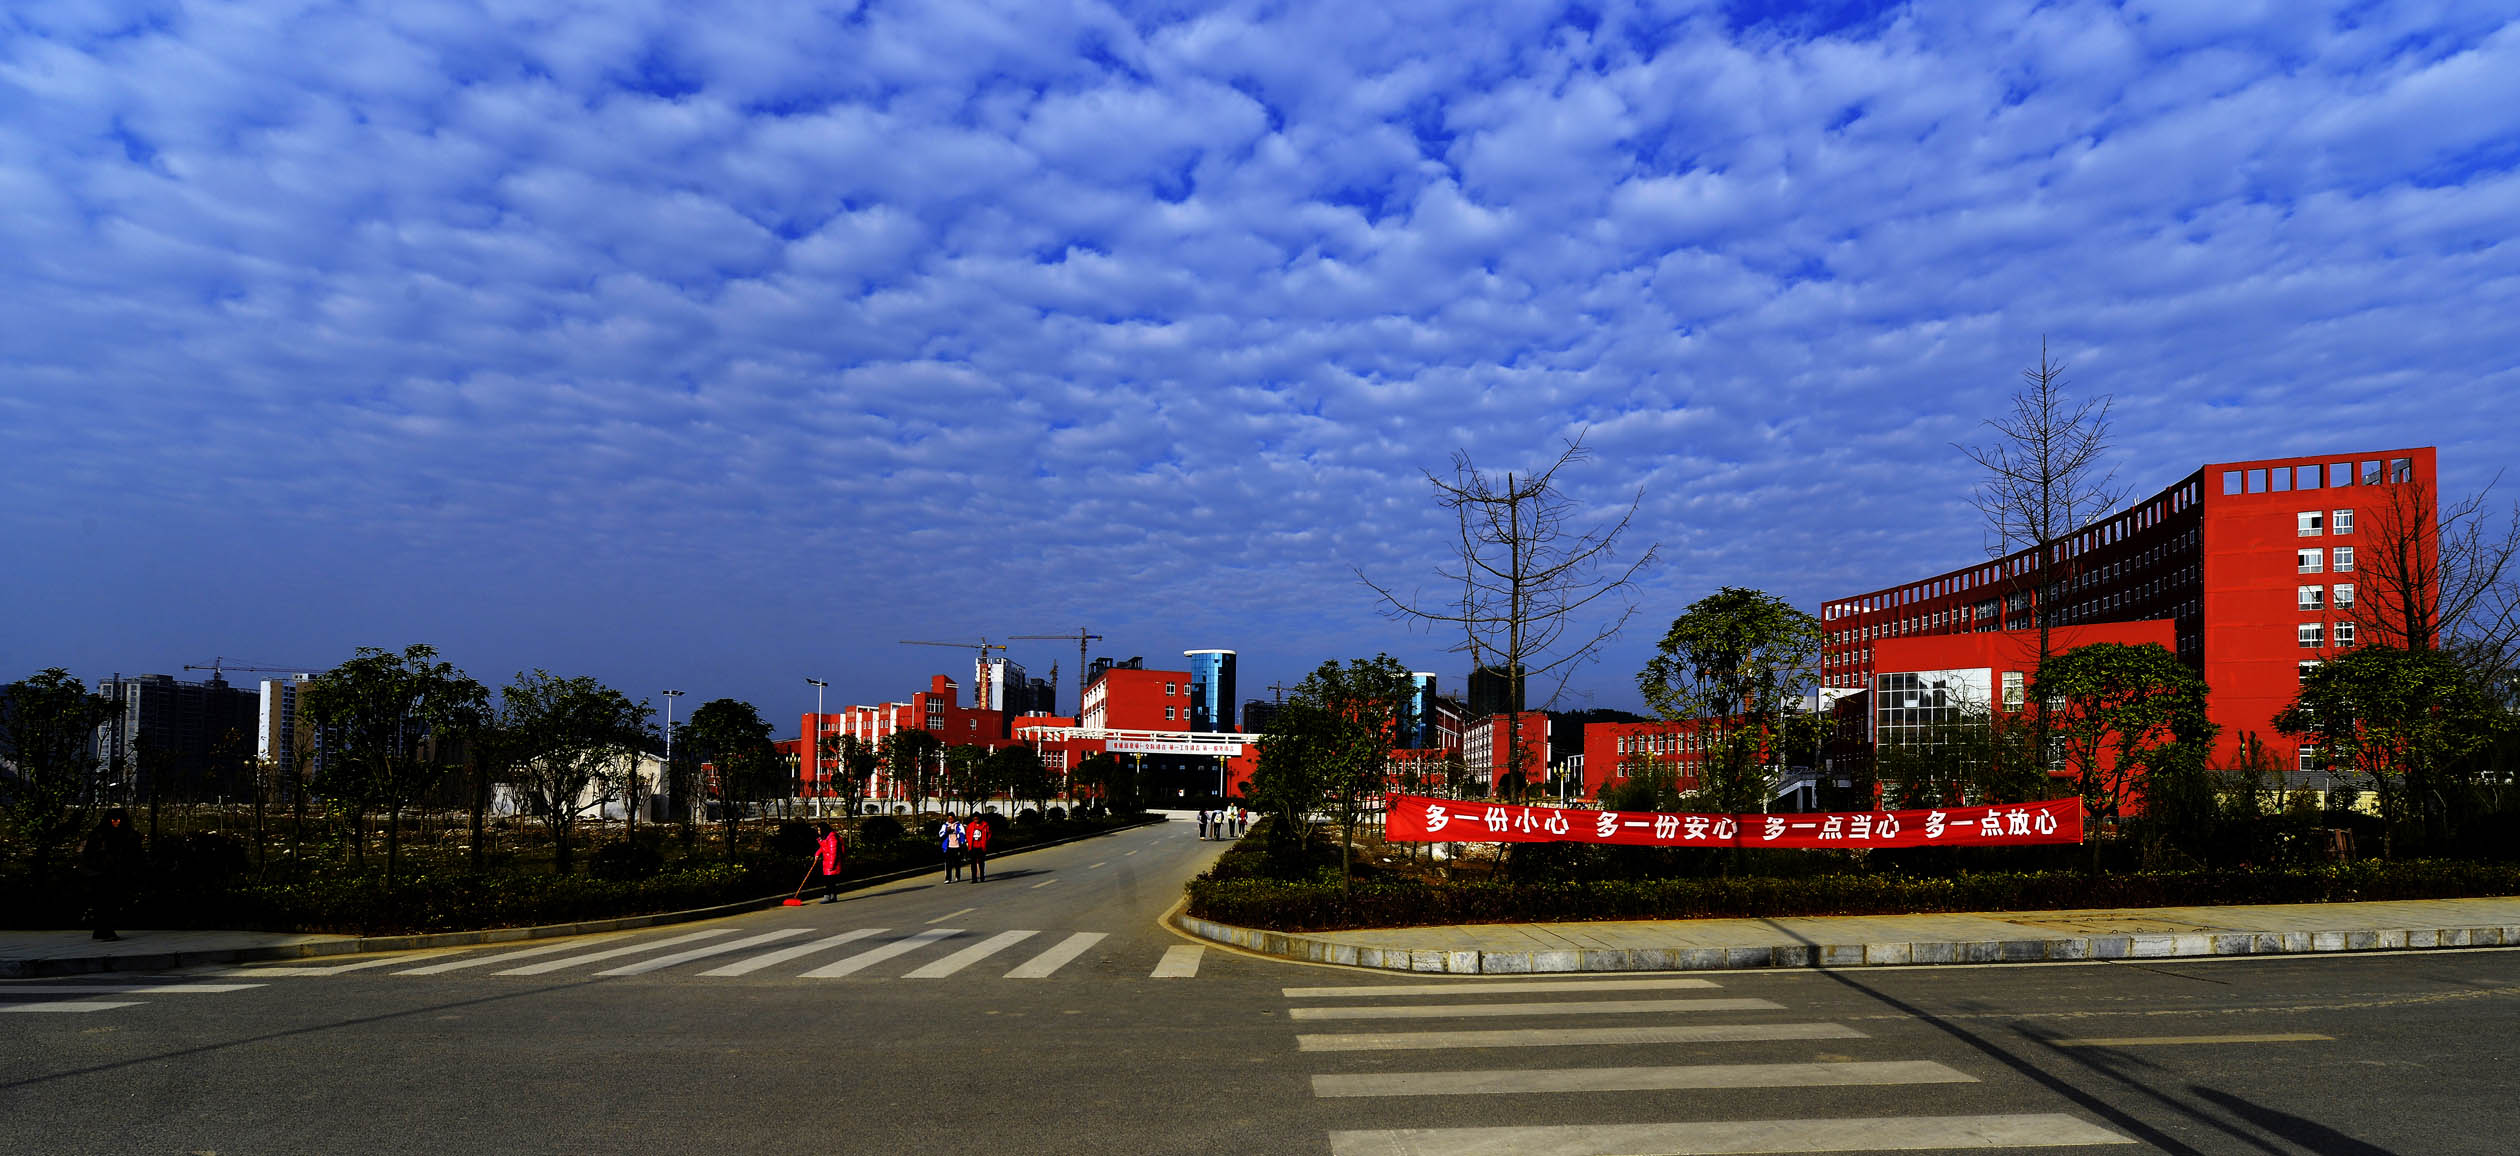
<box><xmin>1409</xmin><ymin>672</ymin><xmax>1438</xmax><ymax>748</ymax></box>
<box><xmin>1183</xmin><ymin>649</ymin><xmax>1236</xmax><ymax>731</ymax></box>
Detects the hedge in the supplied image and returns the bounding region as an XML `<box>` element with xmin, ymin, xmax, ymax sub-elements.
<box><xmin>1183</xmin><ymin>859</ymin><xmax>2520</xmax><ymax>932</ymax></box>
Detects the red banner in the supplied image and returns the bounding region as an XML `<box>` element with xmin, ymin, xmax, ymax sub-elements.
<box><xmin>1382</xmin><ymin>794</ymin><xmax>2083</xmax><ymax>849</ymax></box>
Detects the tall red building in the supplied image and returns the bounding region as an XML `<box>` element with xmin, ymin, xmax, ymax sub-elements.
<box><xmin>1824</xmin><ymin>447</ymin><xmax>2433</xmax><ymax>770</ymax></box>
<box><xmin>798</xmin><ymin>674</ymin><xmax>1008</xmax><ymax>802</ymax></box>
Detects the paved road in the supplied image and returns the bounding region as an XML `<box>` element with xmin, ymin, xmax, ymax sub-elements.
<box><xmin>6</xmin><ymin>819</ymin><xmax>2517</xmax><ymax>1155</ymax></box>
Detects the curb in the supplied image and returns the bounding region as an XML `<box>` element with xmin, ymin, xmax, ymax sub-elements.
<box><xmin>1169</xmin><ymin>913</ymin><xmax>2520</xmax><ymax>974</ymax></box>
<box><xmin>3</xmin><ymin>815</ymin><xmax>1165</xmax><ymax>979</ymax></box>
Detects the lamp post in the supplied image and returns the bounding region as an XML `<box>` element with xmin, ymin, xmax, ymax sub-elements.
<box><xmin>805</xmin><ymin>678</ymin><xmax>828</xmax><ymax>816</ymax></box>
<box><xmin>661</xmin><ymin>690</ymin><xmax>683</xmax><ymax>826</ymax></box>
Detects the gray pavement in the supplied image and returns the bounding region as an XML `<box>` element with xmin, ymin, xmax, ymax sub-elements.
<box><xmin>1177</xmin><ymin>895</ymin><xmax>2520</xmax><ymax>973</ymax></box>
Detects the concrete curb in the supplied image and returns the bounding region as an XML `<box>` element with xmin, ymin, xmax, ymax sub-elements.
<box><xmin>2</xmin><ymin>815</ymin><xmax>1164</xmax><ymax>978</ymax></box>
<box><xmin>1169</xmin><ymin>913</ymin><xmax>2520</xmax><ymax>974</ymax></box>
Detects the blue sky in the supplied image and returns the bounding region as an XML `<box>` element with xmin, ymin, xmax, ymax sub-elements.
<box><xmin>5</xmin><ymin>0</ymin><xmax>2517</xmax><ymax>730</ymax></box>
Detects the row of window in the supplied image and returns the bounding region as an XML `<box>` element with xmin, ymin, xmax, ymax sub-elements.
<box><xmin>2299</xmin><ymin>622</ymin><xmax>2357</xmax><ymax>648</ymax></box>
<box><xmin>2225</xmin><ymin>459</ymin><xmax>2409</xmax><ymax>495</ymax></box>
<box><xmin>2297</xmin><ymin>509</ymin><xmax>2356</xmax><ymax>536</ymax></box>
<box><xmin>2297</xmin><ymin>547</ymin><xmax>2354</xmax><ymax>573</ymax></box>
<box><xmin>2297</xmin><ymin>584</ymin><xmax>2355</xmax><ymax>611</ymax></box>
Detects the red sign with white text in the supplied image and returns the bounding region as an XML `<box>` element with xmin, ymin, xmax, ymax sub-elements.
<box><xmin>1382</xmin><ymin>794</ymin><xmax>2083</xmax><ymax>848</ymax></box>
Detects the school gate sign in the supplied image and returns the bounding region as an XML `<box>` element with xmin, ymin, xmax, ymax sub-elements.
<box><xmin>1382</xmin><ymin>794</ymin><xmax>2084</xmax><ymax>850</ymax></box>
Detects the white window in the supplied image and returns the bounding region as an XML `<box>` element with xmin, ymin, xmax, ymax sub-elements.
<box><xmin>2297</xmin><ymin>549</ymin><xmax>2323</xmax><ymax>574</ymax></box>
<box><xmin>2298</xmin><ymin>661</ymin><xmax>2320</xmax><ymax>684</ymax></box>
<box><xmin>2297</xmin><ymin>511</ymin><xmax>2323</xmax><ymax>536</ymax></box>
<box><xmin>2333</xmin><ymin>546</ymin><xmax>2353</xmax><ymax>572</ymax></box>
<box><xmin>2298</xmin><ymin>623</ymin><xmax>2324</xmax><ymax>648</ymax></box>
<box><xmin>2298</xmin><ymin>746</ymin><xmax>2321</xmax><ymax>772</ymax></box>
<box><xmin>2336</xmin><ymin>622</ymin><xmax>2357</xmax><ymax>647</ymax></box>
<box><xmin>2334</xmin><ymin>583</ymin><xmax>2354</xmax><ymax>608</ymax></box>
<box><xmin>2298</xmin><ymin>585</ymin><xmax>2325</xmax><ymax>611</ymax></box>
<box><xmin>2002</xmin><ymin>671</ymin><xmax>2025</xmax><ymax>710</ymax></box>
<box><xmin>1166</xmin><ymin>682</ymin><xmax>1177</xmax><ymax>694</ymax></box>
<box><xmin>2333</xmin><ymin>509</ymin><xmax>2353</xmax><ymax>534</ymax></box>
<box><xmin>1164</xmin><ymin>706</ymin><xmax>1175</xmax><ymax>720</ymax></box>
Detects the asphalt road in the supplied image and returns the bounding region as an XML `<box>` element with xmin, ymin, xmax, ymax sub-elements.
<box><xmin>5</xmin><ymin>818</ymin><xmax>2517</xmax><ymax>1156</ymax></box>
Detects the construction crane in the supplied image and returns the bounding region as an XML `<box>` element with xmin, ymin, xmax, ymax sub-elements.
<box><xmin>898</xmin><ymin>639</ymin><xmax>1007</xmax><ymax>709</ymax></box>
<box><xmin>1008</xmin><ymin>628</ymin><xmax>1102</xmax><ymax>721</ymax></box>
<box><xmin>183</xmin><ymin>657</ymin><xmax>319</xmax><ymax>682</ymax></box>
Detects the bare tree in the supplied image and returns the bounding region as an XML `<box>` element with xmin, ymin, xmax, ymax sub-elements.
<box><xmin>1360</xmin><ymin>433</ymin><xmax>1657</xmax><ymax>795</ymax></box>
<box><xmin>1957</xmin><ymin>340</ymin><xmax>2126</xmax><ymax>768</ymax></box>
<box><xmin>2351</xmin><ymin>468</ymin><xmax>2520</xmax><ymax>674</ymax></box>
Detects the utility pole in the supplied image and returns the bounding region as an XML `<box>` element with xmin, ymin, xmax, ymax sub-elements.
<box><xmin>1010</xmin><ymin>628</ymin><xmax>1103</xmax><ymax>719</ymax></box>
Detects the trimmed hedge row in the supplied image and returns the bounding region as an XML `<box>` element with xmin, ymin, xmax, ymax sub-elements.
<box><xmin>1183</xmin><ymin>859</ymin><xmax>2520</xmax><ymax>932</ymax></box>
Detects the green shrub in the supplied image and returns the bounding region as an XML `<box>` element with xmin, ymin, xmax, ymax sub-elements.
<box><xmin>1044</xmin><ymin>806</ymin><xmax>1066</xmax><ymax>824</ymax></box>
<box><xmin>769</xmin><ymin>820</ymin><xmax>819</xmax><ymax>858</ymax></box>
<box><xmin>588</xmin><ymin>840</ymin><xmax>665</xmax><ymax>882</ymax></box>
<box><xmin>1015</xmin><ymin>808</ymin><xmax>1042</xmax><ymax>827</ymax></box>
<box><xmin>857</xmin><ymin>815</ymin><xmax>905</xmax><ymax>845</ymax></box>
<box><xmin>1185</xmin><ymin>860</ymin><xmax>2520</xmax><ymax>932</ymax></box>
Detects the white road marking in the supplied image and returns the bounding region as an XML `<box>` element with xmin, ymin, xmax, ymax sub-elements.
<box><xmin>1298</xmin><ymin>1022</ymin><xmax>1866</xmax><ymax>1053</ymax></box>
<box><xmin>493</xmin><ymin>930</ymin><xmax>735</xmax><ymax>976</ymax></box>
<box><xmin>1326</xmin><ymin>1113</ymin><xmax>2135</xmax><ymax>1155</ymax></box>
<box><xmin>393</xmin><ymin>934</ymin><xmax>639</xmax><ymax>975</ymax></box>
<box><xmin>1030</xmin><ymin>879</ymin><xmax>1059</xmax><ymax>889</ymax></box>
<box><xmin>1313</xmin><ymin>1060</ymin><xmax>1977</xmax><ymax>1098</ymax></box>
<box><xmin>1289</xmin><ymin>997</ymin><xmax>1782</xmax><ymax>1021</ymax></box>
<box><xmin>595</xmin><ymin>929</ymin><xmax>810</xmax><ymax>976</ymax></box>
<box><xmin>1088</xmin><ymin>861</ymin><xmax>1108</xmax><ymax>869</ymax></box>
<box><xmin>1124</xmin><ymin>850</ymin><xmax>1140</xmax><ymax>856</ymax></box>
<box><xmin>224</xmin><ymin>955</ymin><xmax>427</xmax><ymax>977</ymax></box>
<box><xmin>905</xmin><ymin>930</ymin><xmax>1038</xmax><ymax>978</ymax></box>
<box><xmin>2050</xmin><ymin>1033</ymin><xmax>2334</xmax><ymax>1047</ymax></box>
<box><xmin>1286</xmin><ymin>978</ymin><xmax>1721</xmax><ymax>998</ymax></box>
<box><xmin>927</xmin><ymin>907</ymin><xmax>978</xmax><ymax>924</ymax></box>
<box><xmin>0</xmin><ymin>984</ymin><xmax>265</xmax><ymax>995</ymax></box>
<box><xmin>1151</xmin><ymin>945</ymin><xmax>1204</xmax><ymax>978</ymax></box>
<box><xmin>698</xmin><ymin>929</ymin><xmax>886</xmax><ymax>977</ymax></box>
<box><xmin>1005</xmin><ymin>932</ymin><xmax>1107</xmax><ymax>979</ymax></box>
<box><xmin>1</xmin><ymin>1001</ymin><xmax>146</xmax><ymax>1013</ymax></box>
<box><xmin>799</xmin><ymin>929</ymin><xmax>959</xmax><ymax>978</ymax></box>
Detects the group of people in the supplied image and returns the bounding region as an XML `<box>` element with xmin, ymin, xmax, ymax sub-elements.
<box><xmin>1197</xmin><ymin>806</ymin><xmax>1245</xmax><ymax>840</ymax></box>
<box><xmin>939</xmin><ymin>814</ymin><xmax>991</xmax><ymax>882</ymax></box>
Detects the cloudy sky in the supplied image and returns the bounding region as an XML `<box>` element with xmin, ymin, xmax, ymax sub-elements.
<box><xmin>5</xmin><ymin>0</ymin><xmax>2516</xmax><ymax>729</ymax></box>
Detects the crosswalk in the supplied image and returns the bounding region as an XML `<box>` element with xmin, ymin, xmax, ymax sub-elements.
<box><xmin>1286</xmin><ymin>975</ymin><xmax>2139</xmax><ymax>1156</ymax></box>
<box><xmin>1</xmin><ymin>926</ymin><xmax>1195</xmax><ymax>1015</ymax></box>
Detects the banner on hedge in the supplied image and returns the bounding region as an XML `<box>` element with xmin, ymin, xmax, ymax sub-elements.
<box><xmin>1382</xmin><ymin>794</ymin><xmax>2083</xmax><ymax>849</ymax></box>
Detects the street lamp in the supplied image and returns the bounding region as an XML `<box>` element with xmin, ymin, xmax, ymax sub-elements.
<box><xmin>662</xmin><ymin>689</ymin><xmax>684</xmax><ymax>826</ymax></box>
<box><xmin>805</xmin><ymin>678</ymin><xmax>828</xmax><ymax>816</ymax></box>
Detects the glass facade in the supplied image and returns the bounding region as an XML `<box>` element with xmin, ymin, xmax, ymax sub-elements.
<box><xmin>1183</xmin><ymin>649</ymin><xmax>1236</xmax><ymax>732</ymax></box>
<box><xmin>1408</xmin><ymin>672</ymin><xmax>1438</xmax><ymax>748</ymax></box>
<box><xmin>1874</xmin><ymin>669</ymin><xmax>1990</xmax><ymax>746</ymax></box>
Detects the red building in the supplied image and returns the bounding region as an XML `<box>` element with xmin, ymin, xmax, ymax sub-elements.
<box><xmin>1463</xmin><ymin>710</ymin><xmax>1551</xmax><ymax>794</ymax></box>
<box><xmin>1580</xmin><ymin>718</ymin><xmax>1716</xmax><ymax>800</ymax></box>
<box><xmin>797</xmin><ymin>674</ymin><xmax>1009</xmax><ymax>802</ymax></box>
<box><xmin>1824</xmin><ymin>448</ymin><xmax>2433</xmax><ymax>771</ymax></box>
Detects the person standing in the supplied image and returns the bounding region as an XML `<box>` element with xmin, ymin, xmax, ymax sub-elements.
<box><xmin>940</xmin><ymin>816</ymin><xmax>965</xmax><ymax>882</ymax></box>
<box><xmin>1197</xmin><ymin>808</ymin><xmax>1211</xmax><ymax>840</ymax></box>
<box><xmin>813</xmin><ymin>823</ymin><xmax>846</xmax><ymax>903</ymax></box>
<box><xmin>964</xmin><ymin>814</ymin><xmax>991</xmax><ymax>882</ymax></box>
<box><xmin>81</xmin><ymin>808</ymin><xmax>144</xmax><ymax>942</ymax></box>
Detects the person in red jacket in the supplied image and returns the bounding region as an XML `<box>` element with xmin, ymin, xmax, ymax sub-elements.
<box><xmin>813</xmin><ymin>823</ymin><xmax>846</xmax><ymax>903</ymax></box>
<box><xmin>964</xmin><ymin>813</ymin><xmax>990</xmax><ymax>882</ymax></box>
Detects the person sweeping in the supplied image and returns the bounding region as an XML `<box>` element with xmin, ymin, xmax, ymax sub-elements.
<box><xmin>811</xmin><ymin>822</ymin><xmax>846</xmax><ymax>903</ymax></box>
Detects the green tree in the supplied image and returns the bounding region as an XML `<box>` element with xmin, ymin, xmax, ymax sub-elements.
<box><xmin>1872</xmin><ymin>706</ymin><xmax>2048</xmax><ymax>810</ymax></box>
<box><xmin>1249</xmin><ymin>655</ymin><xmax>1416</xmax><ymax>898</ymax></box>
<box><xmin>883</xmin><ymin>729</ymin><xmax>942</xmax><ymax>810</ymax></box>
<box><xmin>505</xmin><ymin>671</ymin><xmax>649</xmax><ymax>874</ymax></box>
<box><xmin>943</xmin><ymin>743</ymin><xmax>992</xmax><ymax>812</ymax></box>
<box><xmin>0</xmin><ymin>668</ymin><xmax>114</xmax><ymax>883</ymax></box>
<box><xmin>2275</xmin><ymin>645</ymin><xmax>2508</xmax><ymax>857</ymax></box>
<box><xmin>1071</xmin><ymin>751</ymin><xmax>1127</xmax><ymax>812</ymax></box>
<box><xmin>1636</xmin><ymin>587</ymin><xmax>1824</xmax><ymax>815</ymax></box>
<box><xmin>2035</xmin><ymin>642</ymin><xmax>2218</xmax><ymax>837</ymax></box>
<box><xmin>830</xmin><ymin>734</ymin><xmax>879</xmax><ymax>815</ymax></box>
<box><xmin>988</xmin><ymin>743</ymin><xmax>1051</xmax><ymax>814</ymax></box>
<box><xmin>682</xmin><ymin>697</ymin><xmax>778</xmax><ymax>860</ymax></box>
<box><xmin>300</xmin><ymin>645</ymin><xmax>488</xmax><ymax>888</ymax></box>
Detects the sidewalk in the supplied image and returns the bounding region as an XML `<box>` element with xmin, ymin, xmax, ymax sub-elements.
<box><xmin>1174</xmin><ymin>896</ymin><xmax>2520</xmax><ymax>974</ymax></box>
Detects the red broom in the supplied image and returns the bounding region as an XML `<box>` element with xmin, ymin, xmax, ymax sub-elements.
<box><xmin>783</xmin><ymin>859</ymin><xmax>815</xmax><ymax>906</ymax></box>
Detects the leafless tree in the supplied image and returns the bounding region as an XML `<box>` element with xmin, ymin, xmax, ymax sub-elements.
<box><xmin>1957</xmin><ymin>340</ymin><xmax>2127</xmax><ymax>764</ymax></box>
<box><xmin>2351</xmin><ymin>468</ymin><xmax>2520</xmax><ymax>675</ymax></box>
<box><xmin>1358</xmin><ymin>434</ymin><xmax>1658</xmax><ymax>793</ymax></box>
